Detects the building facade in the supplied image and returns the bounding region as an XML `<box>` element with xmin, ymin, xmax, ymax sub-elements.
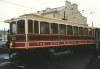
<box><xmin>37</xmin><ymin>0</ymin><xmax>87</xmax><ymax>27</ymax></box>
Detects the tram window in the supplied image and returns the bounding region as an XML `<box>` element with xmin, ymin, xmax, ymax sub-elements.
<box><xmin>59</xmin><ymin>24</ymin><xmax>66</xmax><ymax>35</ymax></box>
<box><xmin>34</xmin><ymin>20</ymin><xmax>39</xmax><ymax>34</ymax></box>
<box><xmin>40</xmin><ymin>21</ymin><xmax>49</xmax><ymax>34</ymax></box>
<box><xmin>88</xmin><ymin>28</ymin><xmax>93</xmax><ymax>36</ymax></box>
<box><xmin>67</xmin><ymin>25</ymin><xmax>73</xmax><ymax>35</ymax></box>
<box><xmin>92</xmin><ymin>29</ymin><xmax>95</xmax><ymax>37</ymax></box>
<box><xmin>17</xmin><ymin>20</ymin><xmax>25</xmax><ymax>34</ymax></box>
<box><xmin>10</xmin><ymin>21</ymin><xmax>16</xmax><ymax>34</ymax></box>
<box><xmin>84</xmin><ymin>28</ymin><xmax>88</xmax><ymax>36</ymax></box>
<box><xmin>28</xmin><ymin>20</ymin><xmax>33</xmax><ymax>33</ymax></box>
<box><xmin>79</xmin><ymin>27</ymin><xmax>83</xmax><ymax>35</ymax></box>
<box><xmin>51</xmin><ymin>23</ymin><xmax>58</xmax><ymax>34</ymax></box>
<box><xmin>73</xmin><ymin>26</ymin><xmax>78</xmax><ymax>36</ymax></box>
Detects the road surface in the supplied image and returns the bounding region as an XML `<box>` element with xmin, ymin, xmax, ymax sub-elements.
<box><xmin>0</xmin><ymin>51</ymin><xmax>99</xmax><ymax>69</ymax></box>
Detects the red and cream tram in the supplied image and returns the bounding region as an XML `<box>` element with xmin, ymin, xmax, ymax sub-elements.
<box><xmin>6</xmin><ymin>14</ymin><xmax>96</xmax><ymax>49</ymax></box>
<box><xmin>5</xmin><ymin>14</ymin><xmax>100</xmax><ymax>63</ymax></box>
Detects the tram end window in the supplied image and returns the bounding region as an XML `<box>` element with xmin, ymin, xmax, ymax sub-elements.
<box><xmin>10</xmin><ymin>21</ymin><xmax>17</xmax><ymax>34</ymax></box>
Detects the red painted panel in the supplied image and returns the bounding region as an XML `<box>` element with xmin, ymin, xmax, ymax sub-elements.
<box><xmin>59</xmin><ymin>41</ymin><xmax>64</xmax><ymax>45</ymax></box>
<box><xmin>50</xmin><ymin>42</ymin><xmax>59</xmax><ymax>46</ymax></box>
<box><xmin>25</xmin><ymin>39</ymin><xmax>96</xmax><ymax>49</ymax></box>
<box><xmin>15</xmin><ymin>43</ymin><xmax>25</xmax><ymax>47</ymax></box>
<box><xmin>29</xmin><ymin>42</ymin><xmax>44</xmax><ymax>46</ymax></box>
<box><xmin>45</xmin><ymin>42</ymin><xmax>51</xmax><ymax>46</ymax></box>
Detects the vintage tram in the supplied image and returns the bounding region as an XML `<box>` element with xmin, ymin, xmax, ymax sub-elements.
<box><xmin>5</xmin><ymin>14</ymin><xmax>100</xmax><ymax>64</ymax></box>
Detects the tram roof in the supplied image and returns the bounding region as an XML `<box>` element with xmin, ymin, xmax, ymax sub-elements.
<box><xmin>5</xmin><ymin>13</ymin><xmax>88</xmax><ymax>27</ymax></box>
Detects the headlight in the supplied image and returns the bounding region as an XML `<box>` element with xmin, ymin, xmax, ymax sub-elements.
<box><xmin>10</xmin><ymin>41</ymin><xmax>15</xmax><ymax>47</ymax></box>
<box><xmin>10</xmin><ymin>42</ymin><xmax>13</xmax><ymax>46</ymax></box>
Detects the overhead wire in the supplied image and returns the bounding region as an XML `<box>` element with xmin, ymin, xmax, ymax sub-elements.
<box><xmin>0</xmin><ymin>0</ymin><xmax>87</xmax><ymax>21</ymax></box>
<box><xmin>0</xmin><ymin>0</ymin><xmax>38</xmax><ymax>23</ymax></box>
<box><xmin>0</xmin><ymin>0</ymin><xmax>38</xmax><ymax>11</ymax></box>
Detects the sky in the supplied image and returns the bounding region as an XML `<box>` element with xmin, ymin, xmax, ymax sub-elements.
<box><xmin>0</xmin><ymin>0</ymin><xmax>100</xmax><ymax>30</ymax></box>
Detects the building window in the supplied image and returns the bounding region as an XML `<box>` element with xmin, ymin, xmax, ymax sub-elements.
<box><xmin>40</xmin><ymin>21</ymin><xmax>49</xmax><ymax>34</ymax></box>
<box><xmin>28</xmin><ymin>20</ymin><xmax>33</xmax><ymax>33</ymax></box>
<box><xmin>17</xmin><ymin>20</ymin><xmax>25</xmax><ymax>34</ymax></box>
<box><xmin>59</xmin><ymin>24</ymin><xmax>66</xmax><ymax>35</ymax></box>
<box><xmin>71</xmin><ymin>8</ymin><xmax>74</xmax><ymax>10</ymax></box>
<box><xmin>51</xmin><ymin>23</ymin><xmax>58</xmax><ymax>34</ymax></box>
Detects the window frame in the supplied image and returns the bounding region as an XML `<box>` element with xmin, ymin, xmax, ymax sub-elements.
<box><xmin>40</xmin><ymin>21</ymin><xmax>50</xmax><ymax>34</ymax></box>
<box><xmin>73</xmin><ymin>26</ymin><xmax>78</xmax><ymax>36</ymax></box>
<box><xmin>66</xmin><ymin>25</ymin><xmax>73</xmax><ymax>36</ymax></box>
<box><xmin>17</xmin><ymin>20</ymin><xmax>25</xmax><ymax>34</ymax></box>
<box><xmin>59</xmin><ymin>24</ymin><xmax>66</xmax><ymax>35</ymax></box>
<box><xmin>28</xmin><ymin>19</ymin><xmax>33</xmax><ymax>34</ymax></box>
<box><xmin>34</xmin><ymin>20</ymin><xmax>39</xmax><ymax>34</ymax></box>
<box><xmin>50</xmin><ymin>23</ymin><xmax>58</xmax><ymax>34</ymax></box>
<box><xmin>10</xmin><ymin>21</ymin><xmax>17</xmax><ymax>34</ymax></box>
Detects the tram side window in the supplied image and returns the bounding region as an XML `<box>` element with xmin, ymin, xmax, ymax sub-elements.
<box><xmin>73</xmin><ymin>26</ymin><xmax>78</xmax><ymax>36</ymax></box>
<box><xmin>59</xmin><ymin>24</ymin><xmax>66</xmax><ymax>35</ymax></box>
<box><xmin>51</xmin><ymin>23</ymin><xmax>58</xmax><ymax>34</ymax></box>
<box><xmin>40</xmin><ymin>21</ymin><xmax>49</xmax><ymax>34</ymax></box>
<box><xmin>79</xmin><ymin>27</ymin><xmax>83</xmax><ymax>36</ymax></box>
<box><xmin>92</xmin><ymin>29</ymin><xmax>95</xmax><ymax>37</ymax></box>
<box><xmin>17</xmin><ymin>20</ymin><xmax>25</xmax><ymax>34</ymax></box>
<box><xmin>34</xmin><ymin>20</ymin><xmax>39</xmax><ymax>34</ymax></box>
<box><xmin>88</xmin><ymin>28</ymin><xmax>93</xmax><ymax>36</ymax></box>
<box><xmin>84</xmin><ymin>28</ymin><xmax>88</xmax><ymax>36</ymax></box>
<box><xmin>67</xmin><ymin>25</ymin><xmax>73</xmax><ymax>35</ymax></box>
<box><xmin>10</xmin><ymin>21</ymin><xmax>16</xmax><ymax>34</ymax></box>
<box><xmin>28</xmin><ymin>20</ymin><xmax>33</xmax><ymax>33</ymax></box>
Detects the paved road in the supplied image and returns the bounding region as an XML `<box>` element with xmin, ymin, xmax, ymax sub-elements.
<box><xmin>0</xmin><ymin>52</ymin><xmax>98</xmax><ymax>69</ymax></box>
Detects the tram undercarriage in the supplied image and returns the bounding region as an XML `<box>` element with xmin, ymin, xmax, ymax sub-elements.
<box><xmin>8</xmin><ymin>44</ymin><xmax>96</xmax><ymax>66</ymax></box>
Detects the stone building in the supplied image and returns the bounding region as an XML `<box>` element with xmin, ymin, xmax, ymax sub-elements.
<box><xmin>37</xmin><ymin>0</ymin><xmax>87</xmax><ymax>27</ymax></box>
